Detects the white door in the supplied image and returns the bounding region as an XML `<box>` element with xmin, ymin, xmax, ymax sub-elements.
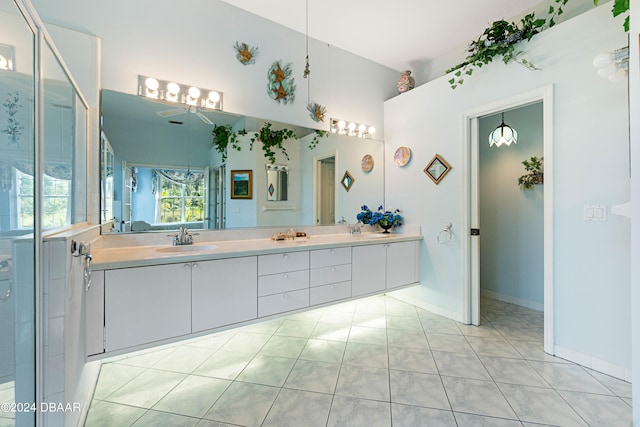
<box><xmin>203</xmin><ymin>167</ymin><xmax>210</xmax><ymax>229</ymax></box>
<box><xmin>316</xmin><ymin>157</ymin><xmax>335</xmax><ymax>225</ymax></box>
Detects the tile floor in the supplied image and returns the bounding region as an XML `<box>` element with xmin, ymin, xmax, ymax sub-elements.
<box><xmin>84</xmin><ymin>296</ymin><xmax>633</xmax><ymax>427</ymax></box>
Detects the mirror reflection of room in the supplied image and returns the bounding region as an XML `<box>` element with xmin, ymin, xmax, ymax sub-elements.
<box><xmin>100</xmin><ymin>90</ymin><xmax>385</xmax><ymax>233</ymax></box>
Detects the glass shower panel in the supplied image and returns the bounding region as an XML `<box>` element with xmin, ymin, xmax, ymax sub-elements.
<box><xmin>0</xmin><ymin>1</ymin><xmax>36</xmax><ymax>426</ymax></box>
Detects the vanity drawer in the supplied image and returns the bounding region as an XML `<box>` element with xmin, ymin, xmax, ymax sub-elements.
<box><xmin>310</xmin><ymin>281</ymin><xmax>351</xmax><ymax>306</ymax></box>
<box><xmin>310</xmin><ymin>264</ymin><xmax>351</xmax><ymax>287</ymax></box>
<box><xmin>258</xmin><ymin>251</ymin><xmax>309</xmax><ymax>276</ymax></box>
<box><xmin>258</xmin><ymin>270</ymin><xmax>309</xmax><ymax>297</ymax></box>
<box><xmin>311</xmin><ymin>247</ymin><xmax>351</xmax><ymax>268</ymax></box>
<box><xmin>258</xmin><ymin>288</ymin><xmax>309</xmax><ymax>317</ymax></box>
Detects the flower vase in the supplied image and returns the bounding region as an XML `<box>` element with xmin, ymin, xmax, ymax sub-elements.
<box><xmin>380</xmin><ymin>223</ymin><xmax>393</xmax><ymax>234</ymax></box>
<box><xmin>397</xmin><ymin>70</ymin><xmax>415</xmax><ymax>94</ymax></box>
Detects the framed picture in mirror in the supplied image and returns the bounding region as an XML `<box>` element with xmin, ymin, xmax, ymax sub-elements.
<box><xmin>424</xmin><ymin>154</ymin><xmax>451</xmax><ymax>185</ymax></box>
<box><xmin>231</xmin><ymin>170</ymin><xmax>253</xmax><ymax>199</ymax></box>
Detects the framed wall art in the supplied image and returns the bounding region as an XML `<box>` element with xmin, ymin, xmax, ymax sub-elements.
<box><xmin>424</xmin><ymin>154</ymin><xmax>451</xmax><ymax>185</ymax></box>
<box><xmin>231</xmin><ymin>170</ymin><xmax>253</xmax><ymax>199</ymax></box>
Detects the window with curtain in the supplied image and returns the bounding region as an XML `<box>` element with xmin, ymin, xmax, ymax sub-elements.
<box><xmin>16</xmin><ymin>169</ymin><xmax>71</xmax><ymax>229</ymax></box>
<box><xmin>154</xmin><ymin>169</ymin><xmax>205</xmax><ymax>224</ymax></box>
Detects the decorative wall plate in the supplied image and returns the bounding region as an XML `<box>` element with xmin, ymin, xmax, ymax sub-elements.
<box><xmin>267</xmin><ymin>60</ymin><xmax>296</xmax><ymax>104</ymax></box>
<box><xmin>394</xmin><ymin>146</ymin><xmax>411</xmax><ymax>167</ymax></box>
<box><xmin>424</xmin><ymin>154</ymin><xmax>451</xmax><ymax>185</ymax></box>
<box><xmin>234</xmin><ymin>42</ymin><xmax>259</xmax><ymax>65</ymax></box>
<box><xmin>361</xmin><ymin>154</ymin><xmax>374</xmax><ymax>172</ymax></box>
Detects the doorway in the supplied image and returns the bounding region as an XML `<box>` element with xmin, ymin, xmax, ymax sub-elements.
<box><xmin>315</xmin><ymin>155</ymin><xmax>336</xmax><ymax>225</ymax></box>
<box><xmin>463</xmin><ymin>86</ymin><xmax>554</xmax><ymax>354</ymax></box>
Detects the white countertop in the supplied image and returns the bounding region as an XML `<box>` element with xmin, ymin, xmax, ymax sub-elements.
<box><xmin>92</xmin><ymin>232</ymin><xmax>422</xmax><ymax>270</ymax></box>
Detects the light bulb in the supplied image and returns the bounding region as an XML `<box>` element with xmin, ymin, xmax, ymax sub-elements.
<box><xmin>593</xmin><ymin>53</ymin><xmax>612</xmax><ymax>68</ymax></box>
<box><xmin>0</xmin><ymin>54</ymin><xmax>8</xmax><ymax>70</ymax></box>
<box><xmin>145</xmin><ymin>77</ymin><xmax>159</xmax><ymax>91</ymax></box>
<box><xmin>167</xmin><ymin>82</ymin><xmax>180</xmax><ymax>95</ymax></box>
<box><xmin>337</xmin><ymin>120</ymin><xmax>346</xmax><ymax>130</ymax></box>
<box><xmin>608</xmin><ymin>68</ymin><xmax>626</xmax><ymax>82</ymax></box>
<box><xmin>348</xmin><ymin>122</ymin><xmax>356</xmax><ymax>131</ymax></box>
<box><xmin>188</xmin><ymin>87</ymin><xmax>201</xmax><ymax>99</ymax></box>
<box><xmin>208</xmin><ymin>91</ymin><xmax>220</xmax><ymax>103</ymax></box>
<box><xmin>358</xmin><ymin>124</ymin><xmax>366</xmax><ymax>133</ymax></box>
<box><xmin>368</xmin><ymin>126</ymin><xmax>376</xmax><ymax>135</ymax></box>
<box><xmin>597</xmin><ymin>63</ymin><xmax>616</xmax><ymax>79</ymax></box>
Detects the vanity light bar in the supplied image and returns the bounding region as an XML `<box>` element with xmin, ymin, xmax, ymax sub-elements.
<box><xmin>330</xmin><ymin>118</ymin><xmax>375</xmax><ymax>139</ymax></box>
<box><xmin>137</xmin><ymin>75</ymin><xmax>223</xmax><ymax>111</ymax></box>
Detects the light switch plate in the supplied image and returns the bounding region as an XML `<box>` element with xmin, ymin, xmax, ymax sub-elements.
<box><xmin>584</xmin><ymin>204</ymin><xmax>606</xmax><ymax>221</ymax></box>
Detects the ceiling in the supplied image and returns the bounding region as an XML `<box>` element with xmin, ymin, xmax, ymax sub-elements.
<box><xmin>220</xmin><ymin>0</ymin><xmax>545</xmax><ymax>72</ymax></box>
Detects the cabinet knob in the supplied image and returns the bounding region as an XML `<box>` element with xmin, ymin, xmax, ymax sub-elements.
<box><xmin>193</xmin><ymin>263</ymin><xmax>198</xmax><ymax>269</ymax></box>
<box><xmin>330</xmin><ymin>249</ymin><xmax>335</xmax><ymax>254</ymax></box>
<box><xmin>184</xmin><ymin>264</ymin><xmax>190</xmax><ymax>269</ymax></box>
<box><xmin>283</xmin><ymin>293</ymin><xmax>289</xmax><ymax>299</ymax></box>
<box><xmin>283</xmin><ymin>274</ymin><xmax>288</xmax><ymax>279</ymax></box>
<box><xmin>330</xmin><ymin>284</ymin><xmax>335</xmax><ymax>289</ymax></box>
<box><xmin>330</xmin><ymin>267</ymin><xmax>335</xmax><ymax>272</ymax></box>
<box><xmin>283</xmin><ymin>254</ymin><xmax>288</xmax><ymax>259</ymax></box>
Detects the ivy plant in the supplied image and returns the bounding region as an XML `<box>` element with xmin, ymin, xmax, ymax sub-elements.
<box><xmin>250</xmin><ymin>122</ymin><xmax>297</xmax><ymax>164</ymax></box>
<box><xmin>518</xmin><ymin>156</ymin><xmax>544</xmax><ymax>190</ymax></box>
<box><xmin>446</xmin><ymin>0</ymin><xmax>568</xmax><ymax>89</ymax></box>
<box><xmin>594</xmin><ymin>0</ymin><xmax>629</xmax><ymax>31</ymax></box>
<box><xmin>212</xmin><ymin>124</ymin><xmax>246</xmax><ymax>161</ymax></box>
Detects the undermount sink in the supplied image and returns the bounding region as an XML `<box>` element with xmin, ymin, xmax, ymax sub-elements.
<box><xmin>155</xmin><ymin>244</ymin><xmax>218</xmax><ymax>253</ymax></box>
<box><xmin>357</xmin><ymin>233</ymin><xmax>391</xmax><ymax>239</ymax></box>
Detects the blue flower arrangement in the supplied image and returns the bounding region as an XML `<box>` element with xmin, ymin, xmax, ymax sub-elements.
<box><xmin>356</xmin><ymin>205</ymin><xmax>403</xmax><ymax>233</ymax></box>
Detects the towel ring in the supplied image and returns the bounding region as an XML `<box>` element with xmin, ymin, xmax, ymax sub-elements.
<box><xmin>437</xmin><ymin>223</ymin><xmax>453</xmax><ymax>244</ymax></box>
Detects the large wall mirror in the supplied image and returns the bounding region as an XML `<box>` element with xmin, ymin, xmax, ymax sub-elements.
<box><xmin>100</xmin><ymin>90</ymin><xmax>384</xmax><ymax>233</ymax></box>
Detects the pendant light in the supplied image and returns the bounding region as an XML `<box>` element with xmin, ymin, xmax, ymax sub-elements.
<box><xmin>489</xmin><ymin>112</ymin><xmax>518</xmax><ymax>147</ymax></box>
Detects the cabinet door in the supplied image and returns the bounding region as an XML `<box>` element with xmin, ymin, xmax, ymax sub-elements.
<box><xmin>86</xmin><ymin>270</ymin><xmax>105</xmax><ymax>356</ymax></box>
<box><xmin>192</xmin><ymin>257</ymin><xmax>257</xmax><ymax>332</ymax></box>
<box><xmin>105</xmin><ymin>264</ymin><xmax>191</xmax><ymax>351</ymax></box>
<box><xmin>386</xmin><ymin>241</ymin><xmax>420</xmax><ymax>289</ymax></box>
<box><xmin>351</xmin><ymin>245</ymin><xmax>386</xmax><ymax>297</ymax></box>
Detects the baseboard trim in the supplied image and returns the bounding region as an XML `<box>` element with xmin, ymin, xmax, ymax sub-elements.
<box><xmin>386</xmin><ymin>290</ymin><xmax>464</xmax><ymax>323</ymax></box>
<box><xmin>554</xmin><ymin>345</ymin><xmax>632</xmax><ymax>382</ymax></box>
<box><xmin>480</xmin><ymin>289</ymin><xmax>544</xmax><ymax>312</ymax></box>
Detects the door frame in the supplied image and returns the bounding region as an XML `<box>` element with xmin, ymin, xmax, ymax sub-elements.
<box><xmin>461</xmin><ymin>85</ymin><xmax>554</xmax><ymax>354</ymax></box>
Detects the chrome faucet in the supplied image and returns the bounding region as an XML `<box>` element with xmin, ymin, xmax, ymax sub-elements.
<box><xmin>173</xmin><ymin>226</ymin><xmax>194</xmax><ymax>246</ymax></box>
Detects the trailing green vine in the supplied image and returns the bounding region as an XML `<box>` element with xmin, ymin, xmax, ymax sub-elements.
<box><xmin>250</xmin><ymin>122</ymin><xmax>296</xmax><ymax>164</ymax></box>
<box><xmin>212</xmin><ymin>124</ymin><xmax>246</xmax><ymax>161</ymax></box>
<box><xmin>594</xmin><ymin>0</ymin><xmax>629</xmax><ymax>31</ymax></box>
<box><xmin>446</xmin><ymin>0</ymin><xmax>568</xmax><ymax>89</ymax></box>
<box><xmin>308</xmin><ymin>130</ymin><xmax>329</xmax><ymax>150</ymax></box>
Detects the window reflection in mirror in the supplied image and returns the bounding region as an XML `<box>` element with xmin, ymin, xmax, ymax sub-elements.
<box><xmin>100</xmin><ymin>89</ymin><xmax>384</xmax><ymax>233</ymax></box>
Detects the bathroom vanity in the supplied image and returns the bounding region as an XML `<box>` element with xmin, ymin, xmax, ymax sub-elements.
<box><xmin>86</xmin><ymin>231</ymin><xmax>421</xmax><ymax>358</ymax></box>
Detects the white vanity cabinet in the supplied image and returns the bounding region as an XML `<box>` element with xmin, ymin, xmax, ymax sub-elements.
<box><xmin>310</xmin><ymin>247</ymin><xmax>352</xmax><ymax>305</ymax></box>
<box><xmin>192</xmin><ymin>257</ymin><xmax>257</xmax><ymax>333</ymax></box>
<box><xmin>86</xmin><ymin>270</ymin><xmax>105</xmax><ymax>356</ymax></box>
<box><xmin>258</xmin><ymin>251</ymin><xmax>310</xmax><ymax>317</ymax></box>
<box><xmin>104</xmin><ymin>263</ymin><xmax>192</xmax><ymax>352</ymax></box>
<box><xmin>352</xmin><ymin>241</ymin><xmax>419</xmax><ymax>297</ymax></box>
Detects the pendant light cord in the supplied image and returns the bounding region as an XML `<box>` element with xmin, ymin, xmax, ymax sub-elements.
<box><xmin>304</xmin><ymin>0</ymin><xmax>311</xmax><ymax>103</ymax></box>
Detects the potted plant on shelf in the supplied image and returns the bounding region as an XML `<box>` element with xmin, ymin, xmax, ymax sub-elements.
<box><xmin>518</xmin><ymin>156</ymin><xmax>543</xmax><ymax>190</ymax></box>
<box><xmin>357</xmin><ymin>205</ymin><xmax>403</xmax><ymax>233</ymax></box>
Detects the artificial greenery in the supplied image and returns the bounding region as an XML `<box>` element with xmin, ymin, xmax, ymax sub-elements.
<box><xmin>594</xmin><ymin>0</ymin><xmax>629</xmax><ymax>31</ymax></box>
<box><xmin>250</xmin><ymin>122</ymin><xmax>297</xmax><ymax>164</ymax></box>
<box><xmin>2</xmin><ymin>91</ymin><xmax>23</xmax><ymax>145</ymax></box>
<box><xmin>214</xmin><ymin>121</ymin><xmax>326</xmax><ymax>164</ymax></box>
<box><xmin>518</xmin><ymin>156</ymin><xmax>544</xmax><ymax>190</ymax></box>
<box><xmin>356</xmin><ymin>205</ymin><xmax>403</xmax><ymax>231</ymax></box>
<box><xmin>446</xmin><ymin>0</ymin><xmax>568</xmax><ymax>89</ymax></box>
<box><xmin>212</xmin><ymin>124</ymin><xmax>246</xmax><ymax>161</ymax></box>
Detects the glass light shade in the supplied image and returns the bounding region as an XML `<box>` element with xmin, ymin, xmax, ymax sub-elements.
<box><xmin>337</xmin><ymin>120</ymin><xmax>346</xmax><ymax>130</ymax></box>
<box><xmin>489</xmin><ymin>114</ymin><xmax>518</xmax><ymax>147</ymax></box>
<box><xmin>368</xmin><ymin>126</ymin><xmax>376</xmax><ymax>135</ymax></box>
<box><xmin>358</xmin><ymin>124</ymin><xmax>366</xmax><ymax>133</ymax></box>
<box><xmin>0</xmin><ymin>54</ymin><xmax>9</xmax><ymax>70</ymax></box>
<box><xmin>593</xmin><ymin>52</ymin><xmax>612</xmax><ymax>68</ymax></box>
<box><xmin>608</xmin><ymin>68</ymin><xmax>626</xmax><ymax>83</ymax></box>
<box><xmin>597</xmin><ymin>63</ymin><xmax>616</xmax><ymax>79</ymax></box>
<box><xmin>348</xmin><ymin>122</ymin><xmax>356</xmax><ymax>131</ymax></box>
